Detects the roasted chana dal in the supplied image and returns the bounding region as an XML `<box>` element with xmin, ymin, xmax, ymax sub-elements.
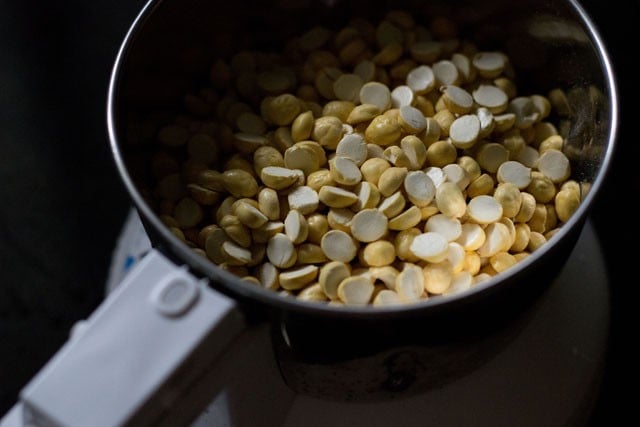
<box><xmin>144</xmin><ymin>10</ymin><xmax>586</xmax><ymax>307</ymax></box>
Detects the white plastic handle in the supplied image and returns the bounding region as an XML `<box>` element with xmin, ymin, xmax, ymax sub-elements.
<box><xmin>7</xmin><ymin>249</ymin><xmax>245</xmax><ymax>427</ymax></box>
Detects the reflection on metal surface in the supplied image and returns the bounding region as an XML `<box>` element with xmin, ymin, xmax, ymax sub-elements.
<box><xmin>528</xmin><ymin>16</ymin><xmax>590</xmax><ymax>43</ymax></box>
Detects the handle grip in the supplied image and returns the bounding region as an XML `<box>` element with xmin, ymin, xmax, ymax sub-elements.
<box><xmin>10</xmin><ymin>249</ymin><xmax>245</xmax><ymax>427</ymax></box>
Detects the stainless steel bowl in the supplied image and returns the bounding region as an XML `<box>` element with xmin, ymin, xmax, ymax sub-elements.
<box><xmin>108</xmin><ymin>0</ymin><xmax>617</xmax><ymax>324</ymax></box>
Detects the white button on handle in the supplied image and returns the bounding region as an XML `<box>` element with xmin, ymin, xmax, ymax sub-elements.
<box><xmin>150</xmin><ymin>270</ymin><xmax>200</xmax><ymax>317</ymax></box>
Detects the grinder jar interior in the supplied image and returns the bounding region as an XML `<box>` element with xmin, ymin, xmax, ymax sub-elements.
<box><xmin>108</xmin><ymin>0</ymin><xmax>616</xmax><ymax>317</ymax></box>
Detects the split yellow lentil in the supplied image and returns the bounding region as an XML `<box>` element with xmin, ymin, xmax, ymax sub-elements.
<box><xmin>144</xmin><ymin>10</ymin><xmax>584</xmax><ymax>306</ymax></box>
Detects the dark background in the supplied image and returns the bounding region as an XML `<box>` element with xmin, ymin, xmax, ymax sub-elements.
<box><xmin>0</xmin><ymin>0</ymin><xmax>636</xmax><ymax>424</ymax></box>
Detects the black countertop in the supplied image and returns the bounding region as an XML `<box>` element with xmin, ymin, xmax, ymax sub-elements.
<box><xmin>0</xmin><ymin>0</ymin><xmax>636</xmax><ymax>424</ymax></box>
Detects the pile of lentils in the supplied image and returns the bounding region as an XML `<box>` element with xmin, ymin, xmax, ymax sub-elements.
<box><xmin>148</xmin><ymin>10</ymin><xmax>582</xmax><ymax>306</ymax></box>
